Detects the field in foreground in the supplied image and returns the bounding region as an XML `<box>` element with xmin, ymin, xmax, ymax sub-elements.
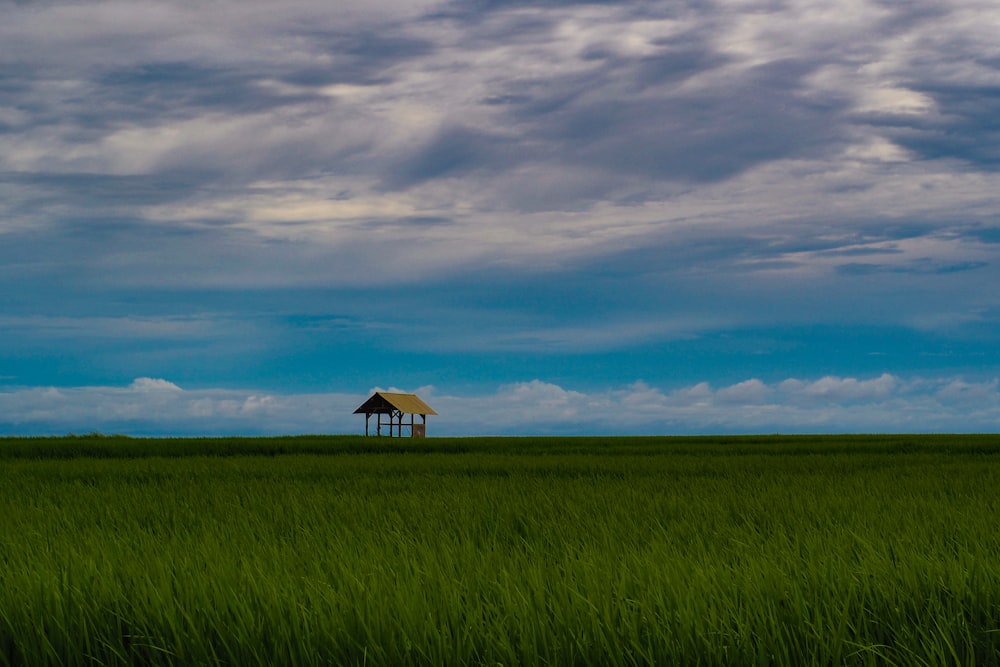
<box><xmin>1</xmin><ymin>434</ymin><xmax>999</xmax><ymax>666</ymax></box>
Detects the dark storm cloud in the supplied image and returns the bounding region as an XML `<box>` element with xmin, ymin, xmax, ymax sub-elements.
<box><xmin>427</xmin><ymin>4</ymin><xmax>836</xmax><ymax>193</ymax></box>
<box><xmin>541</xmin><ymin>64</ymin><xmax>842</xmax><ymax>183</ymax></box>
<box><xmin>285</xmin><ymin>30</ymin><xmax>437</xmax><ymax>87</ymax></box>
<box><xmin>381</xmin><ymin>55</ymin><xmax>846</xmax><ymax>199</ymax></box>
<box><xmin>382</xmin><ymin>125</ymin><xmax>516</xmax><ymax>189</ymax></box>
<box><xmin>631</xmin><ymin>46</ymin><xmax>730</xmax><ymax>88</ymax></box>
<box><xmin>890</xmin><ymin>83</ymin><xmax>1000</xmax><ymax>169</ymax></box>
<box><xmin>433</xmin><ymin>4</ymin><xmax>565</xmax><ymax>41</ymax></box>
<box><xmin>432</xmin><ymin>0</ymin><xmax>577</xmax><ymax>23</ymax></box>
<box><xmin>0</xmin><ymin>64</ymin><xmax>54</xmax><ymax>133</ymax></box>
<box><xmin>0</xmin><ymin>23</ymin><xmax>433</xmax><ymax>175</ymax></box>
<box><xmin>0</xmin><ymin>65</ymin><xmax>33</xmax><ymax>107</ymax></box>
<box><xmin>871</xmin><ymin>0</ymin><xmax>950</xmax><ymax>31</ymax></box>
<box><xmin>98</xmin><ymin>63</ymin><xmax>318</xmax><ymax>119</ymax></box>
<box><xmin>436</xmin><ymin>0</ymin><xmax>701</xmax><ymax>24</ymax></box>
<box><xmin>851</xmin><ymin>14</ymin><xmax>1000</xmax><ymax>171</ymax></box>
<box><xmin>392</xmin><ymin>0</ymin><xmax>1000</xmax><ymax>203</ymax></box>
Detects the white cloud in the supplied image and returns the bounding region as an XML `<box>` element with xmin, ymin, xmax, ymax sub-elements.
<box><xmin>935</xmin><ymin>378</ymin><xmax>1000</xmax><ymax>404</ymax></box>
<box><xmin>2</xmin><ymin>374</ymin><xmax>998</xmax><ymax>437</ymax></box>
<box><xmin>779</xmin><ymin>372</ymin><xmax>898</xmax><ymax>402</ymax></box>
<box><xmin>716</xmin><ymin>378</ymin><xmax>772</xmax><ymax>404</ymax></box>
<box><xmin>129</xmin><ymin>377</ymin><xmax>183</xmax><ymax>392</ymax></box>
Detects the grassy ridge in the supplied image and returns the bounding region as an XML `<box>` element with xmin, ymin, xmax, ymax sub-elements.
<box><xmin>1</xmin><ymin>436</ymin><xmax>999</xmax><ymax>665</ymax></box>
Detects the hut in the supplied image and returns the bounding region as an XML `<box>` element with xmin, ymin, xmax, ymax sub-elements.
<box><xmin>354</xmin><ymin>392</ymin><xmax>437</xmax><ymax>437</ymax></box>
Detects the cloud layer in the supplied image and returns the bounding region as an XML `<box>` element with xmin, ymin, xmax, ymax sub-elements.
<box><xmin>2</xmin><ymin>0</ymin><xmax>1000</xmax><ymax>432</ymax></box>
<box><xmin>4</xmin><ymin>0</ymin><xmax>1000</xmax><ymax>283</ymax></box>
<box><xmin>3</xmin><ymin>374</ymin><xmax>997</xmax><ymax>437</ymax></box>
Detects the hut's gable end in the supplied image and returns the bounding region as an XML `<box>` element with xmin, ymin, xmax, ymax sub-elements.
<box><xmin>353</xmin><ymin>393</ymin><xmax>393</xmax><ymax>414</ymax></box>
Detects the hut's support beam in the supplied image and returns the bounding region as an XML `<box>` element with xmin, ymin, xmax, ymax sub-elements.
<box><xmin>358</xmin><ymin>410</ymin><xmax>431</xmax><ymax>436</ymax></box>
<box><xmin>356</xmin><ymin>394</ymin><xmax>435</xmax><ymax>437</ymax></box>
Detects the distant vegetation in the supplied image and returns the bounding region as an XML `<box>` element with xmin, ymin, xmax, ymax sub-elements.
<box><xmin>1</xmin><ymin>434</ymin><xmax>999</xmax><ymax>665</ymax></box>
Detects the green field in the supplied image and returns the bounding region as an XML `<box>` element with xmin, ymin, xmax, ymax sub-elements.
<box><xmin>2</xmin><ymin>434</ymin><xmax>999</xmax><ymax>666</ymax></box>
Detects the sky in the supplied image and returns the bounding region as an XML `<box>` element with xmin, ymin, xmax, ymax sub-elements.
<box><xmin>2</xmin><ymin>0</ymin><xmax>1000</xmax><ymax>436</ymax></box>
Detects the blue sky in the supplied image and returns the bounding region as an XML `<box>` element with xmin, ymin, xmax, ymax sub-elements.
<box><xmin>2</xmin><ymin>0</ymin><xmax>1000</xmax><ymax>435</ymax></box>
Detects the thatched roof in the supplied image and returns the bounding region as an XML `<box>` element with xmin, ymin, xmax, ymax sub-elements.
<box><xmin>353</xmin><ymin>392</ymin><xmax>438</xmax><ymax>415</ymax></box>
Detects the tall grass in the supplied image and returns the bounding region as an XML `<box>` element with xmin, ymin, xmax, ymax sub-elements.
<box><xmin>1</xmin><ymin>436</ymin><xmax>999</xmax><ymax>665</ymax></box>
